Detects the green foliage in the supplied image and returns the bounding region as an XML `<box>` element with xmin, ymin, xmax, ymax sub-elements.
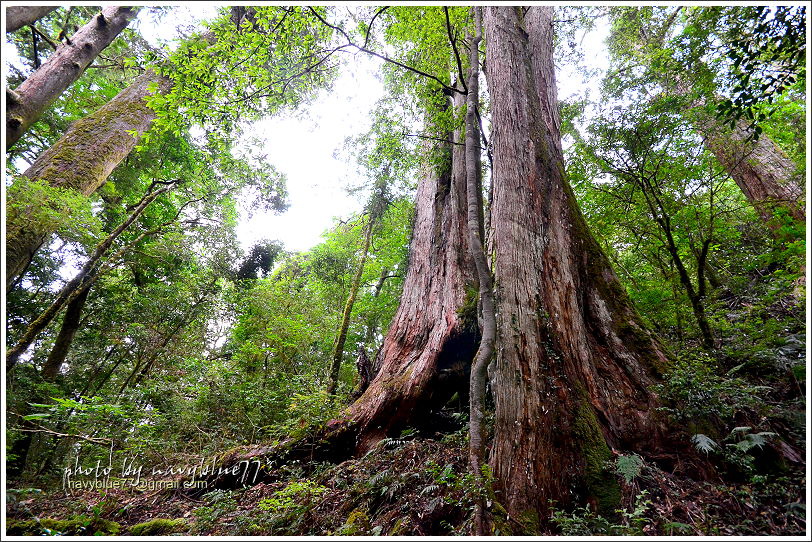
<box><xmin>6</xmin><ymin>516</ymin><xmax>121</xmax><ymax>536</ymax></box>
<box><xmin>615</xmin><ymin>454</ymin><xmax>644</xmax><ymax>484</ymax></box>
<box><xmin>6</xmin><ymin>177</ymin><xmax>101</xmax><ymax>247</ymax></box>
<box><xmin>713</xmin><ymin>6</ymin><xmax>806</xmax><ymax>137</ymax></box>
<box><xmin>145</xmin><ymin>6</ymin><xmax>335</xmax><ymax>145</ymax></box>
<box><xmin>654</xmin><ymin>352</ymin><xmax>769</xmax><ymax>428</ymax></box>
<box><xmin>257</xmin><ymin>480</ymin><xmax>327</xmax><ymax>514</ymax></box>
<box><xmin>232</xmin><ymin>479</ymin><xmax>327</xmax><ymax>535</ymax></box>
<box><xmin>267</xmin><ymin>391</ymin><xmax>344</xmax><ymax>441</ymax></box>
<box><xmin>550</xmin><ymin>491</ymin><xmax>653</xmax><ymax>535</ymax></box>
<box><xmin>336</xmin><ymin>508</ymin><xmax>376</xmax><ymax>536</ymax></box>
<box><xmin>192</xmin><ymin>490</ymin><xmax>238</xmax><ymax>533</ymax></box>
<box><xmin>692</xmin><ymin>427</ymin><xmax>780</xmax><ymax>478</ymax></box>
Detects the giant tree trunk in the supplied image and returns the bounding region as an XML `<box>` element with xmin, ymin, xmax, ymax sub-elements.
<box><xmin>484</xmin><ymin>6</ymin><xmax>671</xmax><ymax>525</ymax></box>
<box><xmin>5</xmin><ymin>71</ymin><xmax>171</xmax><ymax>288</ymax></box>
<box><xmin>5</xmin><ymin>6</ymin><xmax>57</xmax><ymax>33</ymax></box>
<box><xmin>6</xmin><ymin>6</ymin><xmax>139</xmax><ymax>148</ymax></box>
<box><xmin>344</xmin><ymin>96</ymin><xmax>476</xmax><ymax>453</ymax></box>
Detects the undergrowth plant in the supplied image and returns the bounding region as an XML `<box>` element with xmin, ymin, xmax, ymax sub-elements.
<box><xmin>550</xmin><ymin>490</ymin><xmax>653</xmax><ymax>535</ymax></box>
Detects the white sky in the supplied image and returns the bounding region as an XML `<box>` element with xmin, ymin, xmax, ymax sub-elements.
<box><xmin>235</xmin><ymin>55</ymin><xmax>384</xmax><ymax>252</ymax></box>
<box><xmin>140</xmin><ymin>5</ymin><xmax>386</xmax><ymax>252</ymax></box>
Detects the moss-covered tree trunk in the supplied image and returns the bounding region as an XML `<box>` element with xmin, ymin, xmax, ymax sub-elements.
<box><xmin>5</xmin><ymin>71</ymin><xmax>172</xmax><ymax>288</ymax></box>
<box><xmin>343</xmin><ymin>93</ymin><xmax>476</xmax><ymax>453</ymax></box>
<box><xmin>7</xmin><ymin>6</ymin><xmax>140</xmax><ymax>148</ymax></box>
<box><xmin>5</xmin><ymin>6</ymin><xmax>57</xmax><ymax>33</ymax></box>
<box><xmin>327</xmin><ymin>218</ymin><xmax>373</xmax><ymax>396</ymax></box>
<box><xmin>484</xmin><ymin>6</ymin><xmax>670</xmax><ymax>526</ymax></box>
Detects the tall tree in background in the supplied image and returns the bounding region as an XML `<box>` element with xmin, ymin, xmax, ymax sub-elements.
<box><xmin>607</xmin><ymin>6</ymin><xmax>806</xmax><ymax>229</ymax></box>
<box><xmin>692</xmin><ymin>108</ymin><xmax>805</xmax><ymax>226</ymax></box>
<box><xmin>6</xmin><ymin>6</ymin><xmax>336</xmax><ymax>289</ymax></box>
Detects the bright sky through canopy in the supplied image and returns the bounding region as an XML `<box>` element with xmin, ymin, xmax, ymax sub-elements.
<box><xmin>3</xmin><ymin>3</ymin><xmax>608</xmax><ymax>254</ymax></box>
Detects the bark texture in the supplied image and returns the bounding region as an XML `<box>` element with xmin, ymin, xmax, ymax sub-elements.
<box><xmin>5</xmin><ymin>6</ymin><xmax>57</xmax><ymax>33</ymax></box>
<box><xmin>344</xmin><ymin>102</ymin><xmax>476</xmax><ymax>454</ymax></box>
<box><xmin>698</xmin><ymin>115</ymin><xmax>805</xmax><ymax>225</ymax></box>
<box><xmin>484</xmin><ymin>6</ymin><xmax>669</xmax><ymax>525</ymax></box>
<box><xmin>6</xmin><ymin>71</ymin><xmax>172</xmax><ymax>288</ymax></box>
<box><xmin>7</xmin><ymin>6</ymin><xmax>139</xmax><ymax>148</ymax></box>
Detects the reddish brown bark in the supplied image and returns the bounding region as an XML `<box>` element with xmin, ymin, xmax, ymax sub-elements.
<box><xmin>6</xmin><ymin>71</ymin><xmax>172</xmax><ymax>288</ymax></box>
<box><xmin>484</xmin><ymin>6</ymin><xmax>670</xmax><ymax>525</ymax></box>
<box><xmin>344</xmin><ymin>97</ymin><xmax>476</xmax><ymax>454</ymax></box>
<box><xmin>7</xmin><ymin>6</ymin><xmax>139</xmax><ymax>148</ymax></box>
<box><xmin>5</xmin><ymin>6</ymin><xmax>57</xmax><ymax>33</ymax></box>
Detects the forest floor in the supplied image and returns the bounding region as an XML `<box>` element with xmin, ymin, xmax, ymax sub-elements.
<box><xmin>6</xmin><ymin>413</ymin><xmax>807</xmax><ymax>536</ymax></box>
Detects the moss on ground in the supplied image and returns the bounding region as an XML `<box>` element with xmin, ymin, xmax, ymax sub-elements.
<box><xmin>128</xmin><ymin>518</ymin><xmax>188</xmax><ymax>536</ymax></box>
<box><xmin>6</xmin><ymin>516</ymin><xmax>121</xmax><ymax>536</ymax></box>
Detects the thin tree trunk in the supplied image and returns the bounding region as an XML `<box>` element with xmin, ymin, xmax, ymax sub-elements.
<box><xmin>327</xmin><ymin>218</ymin><xmax>373</xmax><ymax>396</ymax></box>
<box><xmin>41</xmin><ymin>287</ymin><xmax>90</xmax><ymax>380</ymax></box>
<box><xmin>343</xmin><ymin>97</ymin><xmax>476</xmax><ymax>453</ymax></box>
<box><xmin>464</xmin><ymin>7</ymin><xmax>494</xmax><ymax>536</ymax></box>
<box><xmin>363</xmin><ymin>266</ymin><xmax>390</xmax><ymax>344</ymax></box>
<box><xmin>5</xmin><ymin>71</ymin><xmax>172</xmax><ymax>288</ymax></box>
<box><xmin>7</xmin><ymin>6</ymin><xmax>140</xmax><ymax>148</ymax></box>
<box><xmin>6</xmin><ymin>6</ymin><xmax>57</xmax><ymax>33</ymax></box>
<box><xmin>6</xmin><ymin>186</ymin><xmax>170</xmax><ymax>370</ymax></box>
<box><xmin>637</xmin><ymin>177</ymin><xmax>716</xmax><ymax>350</ymax></box>
<box><xmin>484</xmin><ymin>6</ymin><xmax>670</xmax><ymax>526</ymax></box>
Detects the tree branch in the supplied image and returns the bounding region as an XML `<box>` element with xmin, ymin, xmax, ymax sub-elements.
<box><xmin>308</xmin><ymin>7</ymin><xmax>463</xmax><ymax>95</ymax></box>
<box><xmin>445</xmin><ymin>7</ymin><xmax>467</xmax><ymax>92</ymax></box>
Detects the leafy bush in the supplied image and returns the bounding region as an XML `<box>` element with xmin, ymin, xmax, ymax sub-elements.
<box><xmin>550</xmin><ymin>491</ymin><xmax>653</xmax><ymax>535</ymax></box>
<box><xmin>654</xmin><ymin>352</ymin><xmax>769</xmax><ymax>428</ymax></box>
<box><xmin>266</xmin><ymin>390</ymin><xmax>344</xmax><ymax>441</ymax></box>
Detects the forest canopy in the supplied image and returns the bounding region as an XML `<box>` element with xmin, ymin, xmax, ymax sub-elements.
<box><xmin>3</xmin><ymin>3</ymin><xmax>807</xmax><ymax>537</ymax></box>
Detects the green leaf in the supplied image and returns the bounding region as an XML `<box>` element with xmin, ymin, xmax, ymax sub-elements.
<box><xmin>691</xmin><ymin>433</ymin><xmax>718</xmax><ymax>454</ymax></box>
<box><xmin>22</xmin><ymin>413</ymin><xmax>52</xmax><ymax>421</ymax></box>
